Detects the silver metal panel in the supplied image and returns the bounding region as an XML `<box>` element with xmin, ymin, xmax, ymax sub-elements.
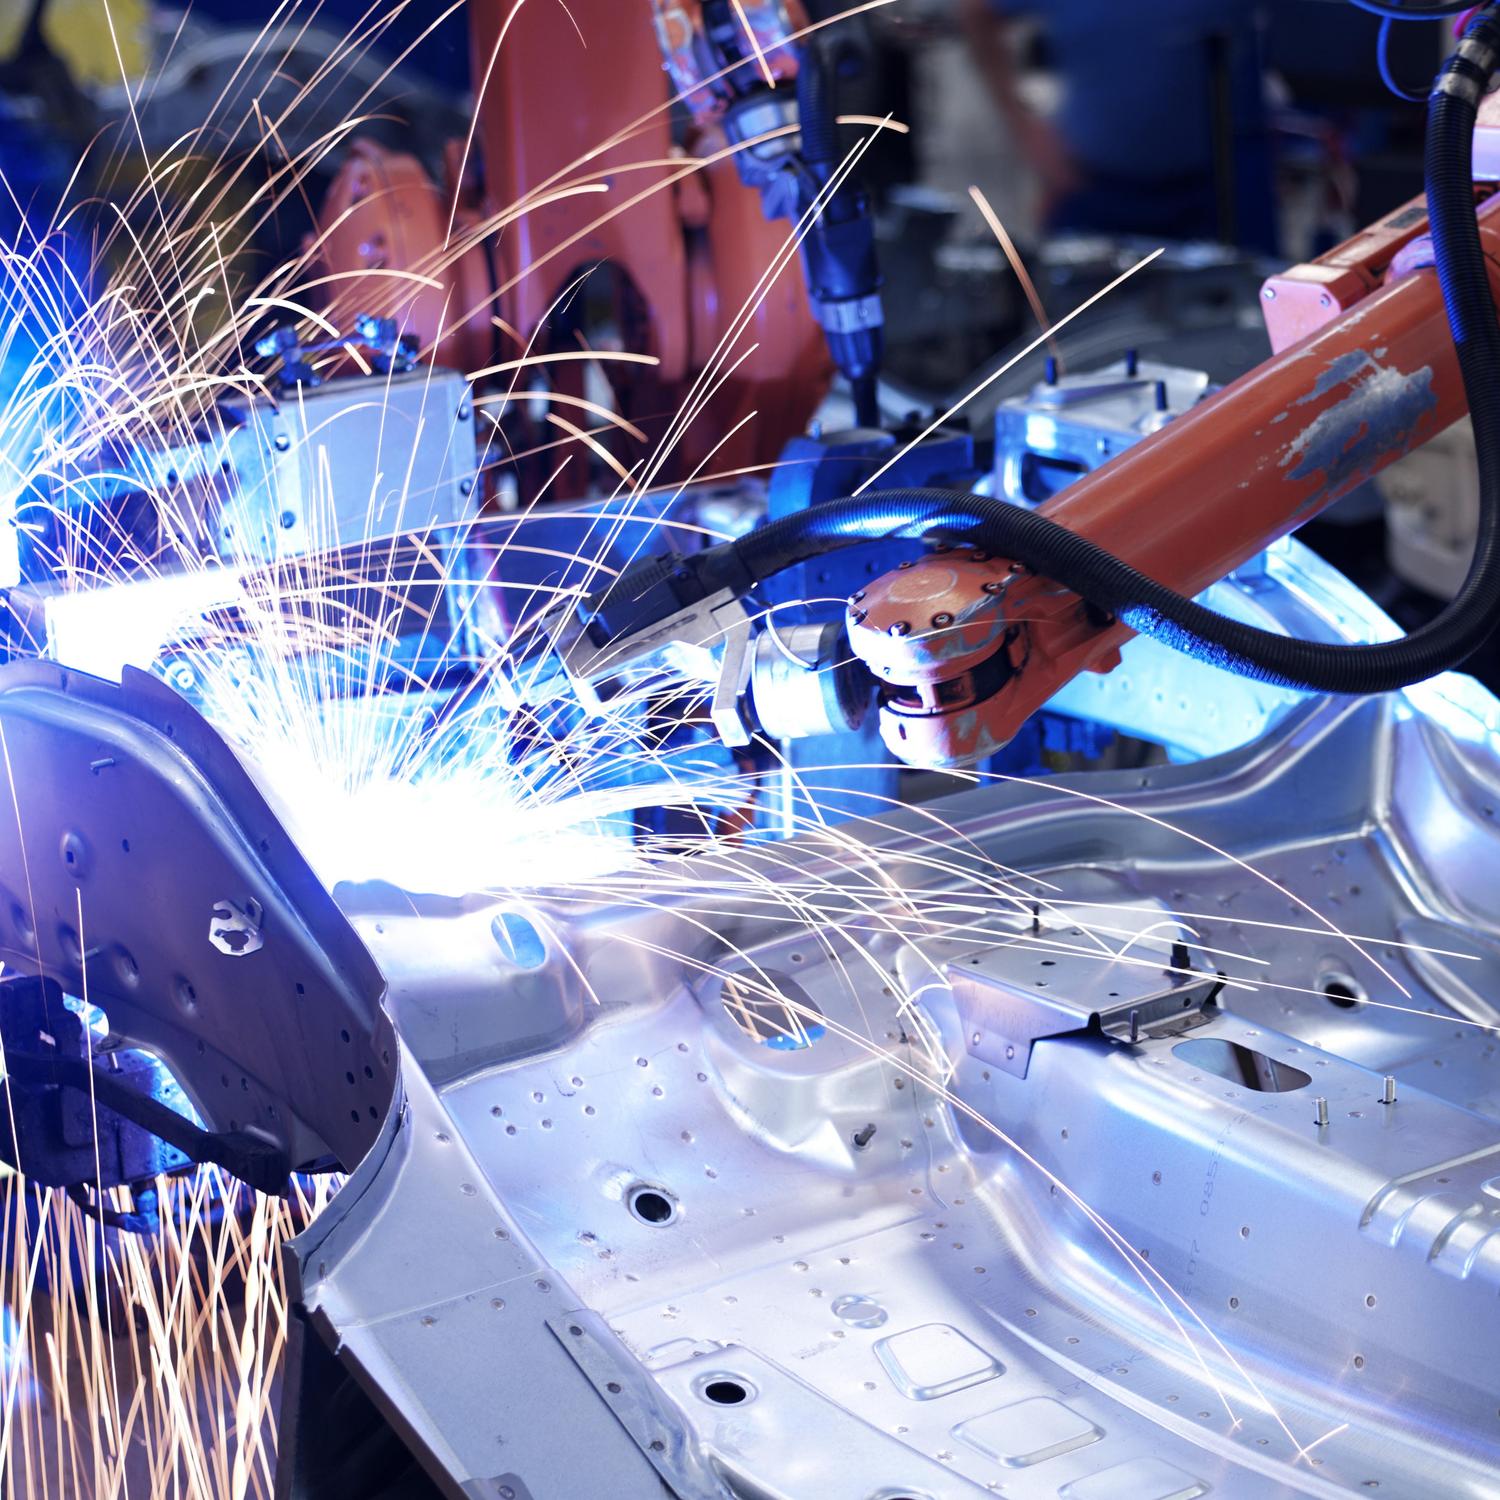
<box><xmin>283</xmin><ymin>1054</ymin><xmax>676</xmax><ymax>1499</ymax></box>
<box><xmin>993</xmin><ymin>357</ymin><xmax>1213</xmax><ymax>506</ymax></box>
<box><xmin>16</xmin><ymin>553</ymin><xmax>1500</xmax><ymax>1494</ymax></box>
<box><xmin>0</xmin><ymin>662</ymin><xmax>394</xmax><ymax>1170</ymax></box>
<box><xmin>218</xmin><ymin>368</ymin><xmax>477</xmax><ymax>566</ymax></box>
<box><xmin>281</xmin><ymin>689</ymin><xmax>1500</xmax><ymax>1497</ymax></box>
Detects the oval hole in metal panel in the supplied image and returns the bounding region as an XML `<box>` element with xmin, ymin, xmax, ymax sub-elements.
<box><xmin>1173</xmin><ymin>1038</ymin><xmax>1312</xmax><ymax>1093</ymax></box>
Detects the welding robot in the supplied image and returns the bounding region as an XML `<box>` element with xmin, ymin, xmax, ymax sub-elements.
<box><xmin>8</xmin><ymin>2</ymin><xmax>1500</xmax><ymax>1497</ymax></box>
<box><xmin>489</xmin><ymin>5</ymin><xmax>1500</xmax><ymax>779</ymax></box>
<box><xmin>312</xmin><ymin>0</ymin><xmax>889</xmax><ymax>486</ymax></box>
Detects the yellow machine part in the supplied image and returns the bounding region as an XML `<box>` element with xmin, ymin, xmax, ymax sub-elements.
<box><xmin>0</xmin><ymin>0</ymin><xmax>149</xmax><ymax>87</ymax></box>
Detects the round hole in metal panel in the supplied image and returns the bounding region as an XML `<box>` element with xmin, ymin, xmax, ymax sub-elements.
<box><xmin>1319</xmin><ymin>970</ymin><xmax>1364</xmax><ymax>1009</ymax></box>
<box><xmin>627</xmin><ymin>1184</ymin><xmax>678</xmax><ymax>1226</ymax></box>
<box><xmin>697</xmin><ymin>1376</ymin><xmax>753</xmax><ymax>1406</ymax></box>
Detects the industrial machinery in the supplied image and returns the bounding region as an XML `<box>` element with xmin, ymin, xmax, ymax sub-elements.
<box><xmin>312</xmin><ymin>0</ymin><xmax>888</xmax><ymax>493</ymax></box>
<box><xmin>9</xmin><ymin>1</ymin><xmax>1500</xmax><ymax>1498</ymax></box>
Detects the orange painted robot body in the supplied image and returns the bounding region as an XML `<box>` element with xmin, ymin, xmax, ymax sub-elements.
<box><xmin>845</xmin><ymin>191</ymin><xmax>1500</xmax><ymax>765</ymax></box>
<box><xmin>316</xmin><ymin>0</ymin><xmax>829</xmax><ymax>497</ymax></box>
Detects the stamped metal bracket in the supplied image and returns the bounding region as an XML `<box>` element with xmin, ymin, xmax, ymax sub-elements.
<box><xmin>949</xmin><ymin>934</ymin><xmax>1221</xmax><ymax>1080</ymax></box>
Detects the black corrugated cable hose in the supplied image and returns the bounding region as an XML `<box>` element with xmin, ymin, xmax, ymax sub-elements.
<box><xmin>796</xmin><ymin>36</ymin><xmax>840</xmax><ymax>170</ymax></box>
<box><xmin>794</xmin><ymin>37</ymin><xmax>884</xmax><ymax>429</ymax></box>
<box><xmin>706</xmin><ymin>4</ymin><xmax>1500</xmax><ymax>696</ymax></box>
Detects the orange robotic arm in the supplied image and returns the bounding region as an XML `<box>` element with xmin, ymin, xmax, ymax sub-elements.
<box><xmin>499</xmin><ymin>4</ymin><xmax>1500</xmax><ymax>775</ymax></box>
<box><xmin>315</xmin><ymin>1</ymin><xmax>828</xmax><ymax>495</ymax></box>
<box><xmin>844</xmin><ymin>189</ymin><xmax>1500</xmax><ymax>766</ymax></box>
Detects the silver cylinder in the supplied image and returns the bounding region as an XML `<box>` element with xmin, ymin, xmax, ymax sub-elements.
<box><xmin>749</xmin><ymin>621</ymin><xmax>871</xmax><ymax>742</ymax></box>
